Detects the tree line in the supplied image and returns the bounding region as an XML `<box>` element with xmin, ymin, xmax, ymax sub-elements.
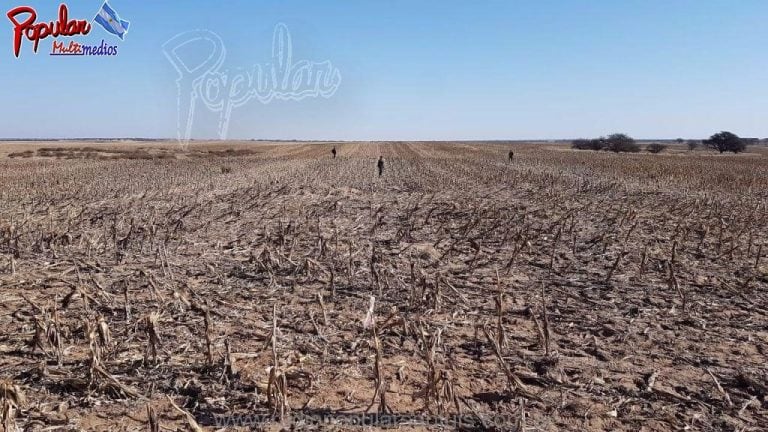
<box><xmin>572</xmin><ymin>131</ymin><xmax>749</xmax><ymax>154</ymax></box>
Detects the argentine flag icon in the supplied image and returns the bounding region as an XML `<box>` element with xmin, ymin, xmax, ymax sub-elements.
<box><xmin>94</xmin><ymin>2</ymin><xmax>130</xmax><ymax>40</ymax></box>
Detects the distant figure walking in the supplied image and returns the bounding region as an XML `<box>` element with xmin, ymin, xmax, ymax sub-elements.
<box><xmin>508</xmin><ymin>150</ymin><xmax>514</xmax><ymax>161</ymax></box>
<box><xmin>331</xmin><ymin>146</ymin><xmax>337</xmax><ymax>159</ymax></box>
<box><xmin>377</xmin><ymin>156</ymin><xmax>384</xmax><ymax>177</ymax></box>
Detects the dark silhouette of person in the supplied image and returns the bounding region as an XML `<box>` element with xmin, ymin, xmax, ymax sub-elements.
<box><xmin>508</xmin><ymin>150</ymin><xmax>514</xmax><ymax>161</ymax></box>
<box><xmin>377</xmin><ymin>156</ymin><xmax>384</xmax><ymax>177</ymax></box>
<box><xmin>331</xmin><ymin>146</ymin><xmax>337</xmax><ymax>159</ymax></box>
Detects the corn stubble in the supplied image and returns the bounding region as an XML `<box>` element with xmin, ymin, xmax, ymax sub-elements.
<box><xmin>0</xmin><ymin>141</ymin><xmax>766</xmax><ymax>431</ymax></box>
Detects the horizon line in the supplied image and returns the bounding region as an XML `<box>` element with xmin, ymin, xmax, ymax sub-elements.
<box><xmin>2</xmin><ymin>136</ymin><xmax>765</xmax><ymax>143</ymax></box>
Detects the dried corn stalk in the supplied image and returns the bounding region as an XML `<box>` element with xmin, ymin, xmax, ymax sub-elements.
<box><xmin>1</xmin><ymin>381</ymin><xmax>25</xmax><ymax>432</ymax></box>
<box><xmin>143</xmin><ymin>312</ymin><xmax>161</xmax><ymax>366</ymax></box>
<box><xmin>267</xmin><ymin>305</ymin><xmax>289</xmax><ymax>419</ymax></box>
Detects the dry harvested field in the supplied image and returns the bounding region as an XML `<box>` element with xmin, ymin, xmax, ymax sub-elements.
<box><xmin>1</xmin><ymin>141</ymin><xmax>767</xmax><ymax>431</ymax></box>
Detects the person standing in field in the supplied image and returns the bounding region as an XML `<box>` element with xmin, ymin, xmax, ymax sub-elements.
<box><xmin>377</xmin><ymin>156</ymin><xmax>384</xmax><ymax>177</ymax></box>
<box><xmin>331</xmin><ymin>146</ymin><xmax>337</xmax><ymax>159</ymax></box>
<box><xmin>508</xmin><ymin>150</ymin><xmax>514</xmax><ymax>161</ymax></box>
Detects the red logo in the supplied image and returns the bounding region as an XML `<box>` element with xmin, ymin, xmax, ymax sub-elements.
<box><xmin>7</xmin><ymin>4</ymin><xmax>91</xmax><ymax>57</ymax></box>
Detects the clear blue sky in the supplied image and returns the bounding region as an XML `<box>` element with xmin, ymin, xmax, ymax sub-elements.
<box><xmin>2</xmin><ymin>0</ymin><xmax>767</xmax><ymax>140</ymax></box>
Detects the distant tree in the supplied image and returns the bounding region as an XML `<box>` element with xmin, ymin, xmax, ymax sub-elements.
<box><xmin>686</xmin><ymin>140</ymin><xmax>699</xmax><ymax>151</ymax></box>
<box><xmin>605</xmin><ymin>133</ymin><xmax>640</xmax><ymax>153</ymax></box>
<box><xmin>571</xmin><ymin>139</ymin><xmax>590</xmax><ymax>150</ymax></box>
<box><xmin>703</xmin><ymin>131</ymin><xmax>746</xmax><ymax>154</ymax></box>
<box><xmin>572</xmin><ymin>137</ymin><xmax>605</xmax><ymax>151</ymax></box>
<box><xmin>589</xmin><ymin>138</ymin><xmax>606</xmax><ymax>150</ymax></box>
<box><xmin>675</xmin><ymin>138</ymin><xmax>685</xmax><ymax>145</ymax></box>
<box><xmin>646</xmin><ymin>143</ymin><xmax>667</xmax><ymax>154</ymax></box>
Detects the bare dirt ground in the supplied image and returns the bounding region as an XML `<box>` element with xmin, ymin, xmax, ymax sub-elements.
<box><xmin>0</xmin><ymin>141</ymin><xmax>766</xmax><ymax>431</ymax></box>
